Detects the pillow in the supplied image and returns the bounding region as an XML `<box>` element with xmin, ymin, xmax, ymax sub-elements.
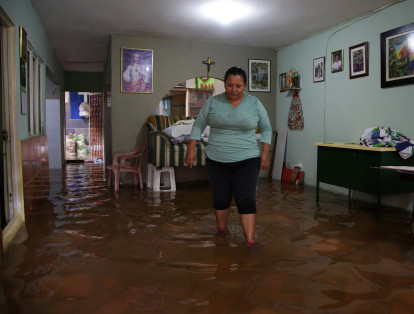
<box><xmin>163</xmin><ymin>123</ymin><xmax>193</xmax><ymax>138</ymax></box>
<box><xmin>173</xmin><ymin>119</ymin><xmax>195</xmax><ymax>126</ymax></box>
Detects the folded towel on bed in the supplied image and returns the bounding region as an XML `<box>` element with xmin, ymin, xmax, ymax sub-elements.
<box><xmin>163</xmin><ymin>122</ymin><xmax>210</xmax><ymax>139</ymax></box>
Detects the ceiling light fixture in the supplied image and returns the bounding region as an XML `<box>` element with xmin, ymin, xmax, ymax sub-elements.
<box><xmin>200</xmin><ymin>1</ymin><xmax>250</xmax><ymax>25</ymax></box>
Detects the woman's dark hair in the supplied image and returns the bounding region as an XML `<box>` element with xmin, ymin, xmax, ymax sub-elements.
<box><xmin>224</xmin><ymin>66</ymin><xmax>247</xmax><ymax>84</ymax></box>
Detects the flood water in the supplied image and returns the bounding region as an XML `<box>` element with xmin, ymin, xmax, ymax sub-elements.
<box><xmin>1</xmin><ymin>163</ymin><xmax>414</xmax><ymax>313</ymax></box>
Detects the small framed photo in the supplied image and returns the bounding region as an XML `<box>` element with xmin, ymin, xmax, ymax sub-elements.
<box><xmin>331</xmin><ymin>49</ymin><xmax>343</xmax><ymax>73</ymax></box>
<box><xmin>349</xmin><ymin>42</ymin><xmax>369</xmax><ymax>79</ymax></box>
<box><xmin>380</xmin><ymin>22</ymin><xmax>414</xmax><ymax>88</ymax></box>
<box><xmin>279</xmin><ymin>72</ymin><xmax>288</xmax><ymax>92</ymax></box>
<box><xmin>121</xmin><ymin>48</ymin><xmax>153</xmax><ymax>93</ymax></box>
<box><xmin>313</xmin><ymin>57</ymin><xmax>325</xmax><ymax>83</ymax></box>
<box><xmin>20</xmin><ymin>60</ymin><xmax>28</xmax><ymax>114</ymax></box>
<box><xmin>248</xmin><ymin>59</ymin><xmax>271</xmax><ymax>92</ymax></box>
<box><xmin>19</xmin><ymin>25</ymin><xmax>28</xmax><ymax>63</ymax></box>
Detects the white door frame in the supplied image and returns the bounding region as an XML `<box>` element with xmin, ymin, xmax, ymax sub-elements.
<box><xmin>0</xmin><ymin>7</ymin><xmax>25</xmax><ymax>250</ymax></box>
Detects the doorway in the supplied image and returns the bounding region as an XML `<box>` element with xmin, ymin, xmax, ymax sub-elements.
<box><xmin>155</xmin><ymin>78</ymin><xmax>225</xmax><ymax>116</ymax></box>
<box><xmin>64</xmin><ymin>92</ymin><xmax>103</xmax><ymax>163</ymax></box>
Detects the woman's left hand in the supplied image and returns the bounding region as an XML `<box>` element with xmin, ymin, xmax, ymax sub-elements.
<box><xmin>260</xmin><ymin>144</ymin><xmax>271</xmax><ymax>169</ymax></box>
<box><xmin>260</xmin><ymin>152</ymin><xmax>270</xmax><ymax>169</ymax></box>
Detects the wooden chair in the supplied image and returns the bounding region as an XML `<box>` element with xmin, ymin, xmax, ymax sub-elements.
<box><xmin>107</xmin><ymin>146</ymin><xmax>145</xmax><ymax>191</ymax></box>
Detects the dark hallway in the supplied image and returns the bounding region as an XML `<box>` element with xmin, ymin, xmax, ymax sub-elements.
<box><xmin>1</xmin><ymin>163</ymin><xmax>414</xmax><ymax>313</ymax></box>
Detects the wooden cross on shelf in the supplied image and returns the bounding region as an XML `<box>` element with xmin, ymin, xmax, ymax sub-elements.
<box><xmin>202</xmin><ymin>57</ymin><xmax>215</xmax><ymax>78</ymax></box>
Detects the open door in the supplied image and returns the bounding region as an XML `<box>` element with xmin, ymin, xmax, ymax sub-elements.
<box><xmin>64</xmin><ymin>92</ymin><xmax>103</xmax><ymax>163</ymax></box>
<box><xmin>89</xmin><ymin>93</ymin><xmax>103</xmax><ymax>162</ymax></box>
<box><xmin>0</xmin><ymin>24</ymin><xmax>4</xmax><ymax>252</ymax></box>
<box><xmin>0</xmin><ymin>21</ymin><xmax>13</xmax><ymax>252</ymax></box>
<box><xmin>0</xmin><ymin>9</ymin><xmax>23</xmax><ymax>253</ymax></box>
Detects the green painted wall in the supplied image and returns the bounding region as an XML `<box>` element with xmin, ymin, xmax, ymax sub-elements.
<box><xmin>65</xmin><ymin>72</ymin><xmax>103</xmax><ymax>92</ymax></box>
<box><xmin>276</xmin><ymin>0</ymin><xmax>414</xmax><ymax>206</ymax></box>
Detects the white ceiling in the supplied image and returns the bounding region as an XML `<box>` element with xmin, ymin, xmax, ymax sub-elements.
<box><xmin>30</xmin><ymin>0</ymin><xmax>402</xmax><ymax>72</ymax></box>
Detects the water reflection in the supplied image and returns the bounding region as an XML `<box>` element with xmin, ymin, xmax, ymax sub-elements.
<box><xmin>1</xmin><ymin>163</ymin><xmax>414</xmax><ymax>313</ymax></box>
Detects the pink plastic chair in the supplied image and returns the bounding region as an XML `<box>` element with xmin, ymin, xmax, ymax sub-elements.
<box><xmin>107</xmin><ymin>146</ymin><xmax>145</xmax><ymax>191</ymax></box>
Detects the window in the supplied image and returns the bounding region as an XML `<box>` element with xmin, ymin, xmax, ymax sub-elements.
<box><xmin>27</xmin><ymin>47</ymin><xmax>44</xmax><ymax>136</ymax></box>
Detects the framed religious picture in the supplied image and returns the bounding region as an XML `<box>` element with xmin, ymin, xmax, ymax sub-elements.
<box><xmin>121</xmin><ymin>48</ymin><xmax>153</xmax><ymax>93</ymax></box>
<box><xmin>313</xmin><ymin>57</ymin><xmax>325</xmax><ymax>83</ymax></box>
<box><xmin>380</xmin><ymin>22</ymin><xmax>414</xmax><ymax>88</ymax></box>
<box><xmin>279</xmin><ymin>72</ymin><xmax>288</xmax><ymax>92</ymax></box>
<box><xmin>349</xmin><ymin>42</ymin><xmax>369</xmax><ymax>79</ymax></box>
<box><xmin>248</xmin><ymin>59</ymin><xmax>271</xmax><ymax>92</ymax></box>
<box><xmin>331</xmin><ymin>49</ymin><xmax>343</xmax><ymax>73</ymax></box>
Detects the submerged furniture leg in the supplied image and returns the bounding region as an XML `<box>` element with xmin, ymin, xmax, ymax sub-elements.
<box><xmin>114</xmin><ymin>168</ymin><xmax>120</xmax><ymax>191</ymax></box>
<box><xmin>107</xmin><ymin>170</ymin><xmax>112</xmax><ymax>188</ymax></box>
<box><xmin>146</xmin><ymin>163</ymin><xmax>154</xmax><ymax>188</ymax></box>
<box><xmin>376</xmin><ymin>195</ymin><xmax>382</xmax><ymax>220</ymax></box>
<box><xmin>410</xmin><ymin>201</ymin><xmax>414</xmax><ymax>224</ymax></box>
<box><xmin>316</xmin><ymin>181</ymin><xmax>320</xmax><ymax>203</ymax></box>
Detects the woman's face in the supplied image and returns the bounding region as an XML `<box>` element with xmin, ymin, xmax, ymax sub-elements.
<box><xmin>224</xmin><ymin>74</ymin><xmax>245</xmax><ymax>101</ymax></box>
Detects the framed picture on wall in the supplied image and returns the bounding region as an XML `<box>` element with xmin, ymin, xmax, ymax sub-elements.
<box><xmin>279</xmin><ymin>72</ymin><xmax>288</xmax><ymax>92</ymax></box>
<box><xmin>121</xmin><ymin>48</ymin><xmax>153</xmax><ymax>93</ymax></box>
<box><xmin>19</xmin><ymin>25</ymin><xmax>28</xmax><ymax>63</ymax></box>
<box><xmin>20</xmin><ymin>59</ymin><xmax>26</xmax><ymax>92</ymax></box>
<box><xmin>331</xmin><ymin>49</ymin><xmax>343</xmax><ymax>73</ymax></box>
<box><xmin>380</xmin><ymin>22</ymin><xmax>414</xmax><ymax>88</ymax></box>
<box><xmin>313</xmin><ymin>57</ymin><xmax>325</xmax><ymax>83</ymax></box>
<box><xmin>349</xmin><ymin>42</ymin><xmax>369</xmax><ymax>79</ymax></box>
<box><xmin>248</xmin><ymin>59</ymin><xmax>271</xmax><ymax>92</ymax></box>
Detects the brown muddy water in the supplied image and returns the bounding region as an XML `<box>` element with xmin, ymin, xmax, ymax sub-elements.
<box><xmin>1</xmin><ymin>163</ymin><xmax>414</xmax><ymax>313</ymax></box>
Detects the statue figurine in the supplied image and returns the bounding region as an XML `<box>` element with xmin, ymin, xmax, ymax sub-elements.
<box><xmin>286</xmin><ymin>70</ymin><xmax>292</xmax><ymax>88</ymax></box>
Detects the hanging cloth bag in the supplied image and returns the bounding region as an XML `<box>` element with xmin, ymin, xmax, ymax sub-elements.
<box><xmin>288</xmin><ymin>91</ymin><xmax>304</xmax><ymax>131</ymax></box>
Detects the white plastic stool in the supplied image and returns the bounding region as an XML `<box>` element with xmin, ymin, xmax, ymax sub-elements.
<box><xmin>146</xmin><ymin>163</ymin><xmax>176</xmax><ymax>191</ymax></box>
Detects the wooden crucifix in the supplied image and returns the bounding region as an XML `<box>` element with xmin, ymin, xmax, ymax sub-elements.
<box><xmin>202</xmin><ymin>57</ymin><xmax>215</xmax><ymax>78</ymax></box>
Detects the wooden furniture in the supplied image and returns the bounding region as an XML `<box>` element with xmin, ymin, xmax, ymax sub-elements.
<box><xmin>315</xmin><ymin>142</ymin><xmax>414</xmax><ymax>219</ymax></box>
<box><xmin>187</xmin><ymin>89</ymin><xmax>213</xmax><ymax>116</ymax></box>
<box><xmin>107</xmin><ymin>146</ymin><xmax>145</xmax><ymax>191</ymax></box>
